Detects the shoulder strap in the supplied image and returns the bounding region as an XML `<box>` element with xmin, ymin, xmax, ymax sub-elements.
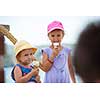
<box><xmin>11</xmin><ymin>66</ymin><xmax>16</xmax><ymax>81</ymax></box>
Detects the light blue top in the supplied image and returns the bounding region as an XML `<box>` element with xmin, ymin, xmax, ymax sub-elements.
<box><xmin>42</xmin><ymin>47</ymin><xmax>71</xmax><ymax>83</ymax></box>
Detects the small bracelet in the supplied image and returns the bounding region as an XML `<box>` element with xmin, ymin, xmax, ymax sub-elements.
<box><xmin>48</xmin><ymin>58</ymin><xmax>53</xmax><ymax>64</ymax></box>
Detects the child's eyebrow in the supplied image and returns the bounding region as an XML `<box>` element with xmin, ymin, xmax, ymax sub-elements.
<box><xmin>24</xmin><ymin>54</ymin><xmax>28</xmax><ymax>56</ymax></box>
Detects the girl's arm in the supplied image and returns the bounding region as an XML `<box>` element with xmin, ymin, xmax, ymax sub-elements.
<box><xmin>68</xmin><ymin>52</ymin><xmax>76</xmax><ymax>83</ymax></box>
<box><xmin>40</xmin><ymin>47</ymin><xmax>60</xmax><ymax>72</ymax></box>
<box><xmin>14</xmin><ymin>66</ymin><xmax>39</xmax><ymax>83</ymax></box>
<box><xmin>39</xmin><ymin>52</ymin><xmax>54</xmax><ymax>72</ymax></box>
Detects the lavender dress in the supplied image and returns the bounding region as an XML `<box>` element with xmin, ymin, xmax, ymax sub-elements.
<box><xmin>42</xmin><ymin>47</ymin><xmax>71</xmax><ymax>83</ymax></box>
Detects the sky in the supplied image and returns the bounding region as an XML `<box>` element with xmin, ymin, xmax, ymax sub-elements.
<box><xmin>0</xmin><ymin>16</ymin><xmax>100</xmax><ymax>46</ymax></box>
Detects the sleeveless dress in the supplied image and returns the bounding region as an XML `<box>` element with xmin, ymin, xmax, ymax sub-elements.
<box><xmin>11</xmin><ymin>64</ymin><xmax>37</xmax><ymax>83</ymax></box>
<box><xmin>42</xmin><ymin>47</ymin><xmax>71</xmax><ymax>83</ymax></box>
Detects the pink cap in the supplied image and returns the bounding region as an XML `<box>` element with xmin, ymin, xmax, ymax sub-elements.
<box><xmin>47</xmin><ymin>21</ymin><xmax>64</xmax><ymax>33</ymax></box>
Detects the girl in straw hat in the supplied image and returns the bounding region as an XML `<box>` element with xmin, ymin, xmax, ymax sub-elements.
<box><xmin>11</xmin><ymin>40</ymin><xmax>41</xmax><ymax>83</ymax></box>
<box><xmin>0</xmin><ymin>26</ymin><xmax>41</xmax><ymax>83</ymax></box>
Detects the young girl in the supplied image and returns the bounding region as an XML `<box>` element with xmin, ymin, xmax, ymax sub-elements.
<box><xmin>41</xmin><ymin>21</ymin><xmax>76</xmax><ymax>83</ymax></box>
<box><xmin>11</xmin><ymin>40</ymin><xmax>41</xmax><ymax>83</ymax></box>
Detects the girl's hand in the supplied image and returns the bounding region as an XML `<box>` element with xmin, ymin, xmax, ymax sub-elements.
<box><xmin>35</xmin><ymin>75</ymin><xmax>41</xmax><ymax>83</ymax></box>
<box><xmin>53</xmin><ymin>48</ymin><xmax>59</xmax><ymax>56</ymax></box>
<box><xmin>31</xmin><ymin>67</ymin><xmax>39</xmax><ymax>76</ymax></box>
<box><xmin>51</xmin><ymin>46</ymin><xmax>61</xmax><ymax>59</ymax></box>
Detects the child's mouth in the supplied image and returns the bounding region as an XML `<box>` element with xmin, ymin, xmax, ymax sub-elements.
<box><xmin>53</xmin><ymin>42</ymin><xmax>59</xmax><ymax>48</ymax></box>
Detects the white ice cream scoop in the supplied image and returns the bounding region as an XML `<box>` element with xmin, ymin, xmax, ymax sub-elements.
<box><xmin>30</xmin><ymin>61</ymin><xmax>40</xmax><ymax>67</ymax></box>
<box><xmin>53</xmin><ymin>42</ymin><xmax>59</xmax><ymax>48</ymax></box>
<box><xmin>33</xmin><ymin>61</ymin><xmax>40</xmax><ymax>66</ymax></box>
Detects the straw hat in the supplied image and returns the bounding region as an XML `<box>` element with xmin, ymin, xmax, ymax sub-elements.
<box><xmin>14</xmin><ymin>40</ymin><xmax>37</xmax><ymax>56</ymax></box>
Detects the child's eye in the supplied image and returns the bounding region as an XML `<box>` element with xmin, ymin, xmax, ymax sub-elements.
<box><xmin>30</xmin><ymin>53</ymin><xmax>33</xmax><ymax>55</ymax></box>
<box><xmin>57</xmin><ymin>34</ymin><xmax>61</xmax><ymax>37</ymax></box>
<box><xmin>24</xmin><ymin>54</ymin><xmax>28</xmax><ymax>56</ymax></box>
<box><xmin>51</xmin><ymin>35</ymin><xmax>55</xmax><ymax>37</ymax></box>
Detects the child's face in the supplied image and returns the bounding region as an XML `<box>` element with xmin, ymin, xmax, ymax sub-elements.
<box><xmin>48</xmin><ymin>29</ymin><xmax>64</xmax><ymax>44</ymax></box>
<box><xmin>17</xmin><ymin>49</ymin><xmax>35</xmax><ymax>66</ymax></box>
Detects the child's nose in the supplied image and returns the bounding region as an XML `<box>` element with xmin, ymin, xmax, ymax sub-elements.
<box><xmin>53</xmin><ymin>36</ymin><xmax>58</xmax><ymax>39</ymax></box>
<box><xmin>28</xmin><ymin>55</ymin><xmax>32</xmax><ymax>59</ymax></box>
<box><xmin>54</xmin><ymin>38</ymin><xmax>58</xmax><ymax>42</ymax></box>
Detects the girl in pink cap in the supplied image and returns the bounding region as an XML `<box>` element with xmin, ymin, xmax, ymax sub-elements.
<box><xmin>41</xmin><ymin>21</ymin><xmax>76</xmax><ymax>83</ymax></box>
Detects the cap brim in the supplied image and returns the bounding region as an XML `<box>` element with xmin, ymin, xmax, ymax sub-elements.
<box><xmin>48</xmin><ymin>27</ymin><xmax>64</xmax><ymax>33</ymax></box>
<box><xmin>15</xmin><ymin>47</ymin><xmax>37</xmax><ymax>56</ymax></box>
